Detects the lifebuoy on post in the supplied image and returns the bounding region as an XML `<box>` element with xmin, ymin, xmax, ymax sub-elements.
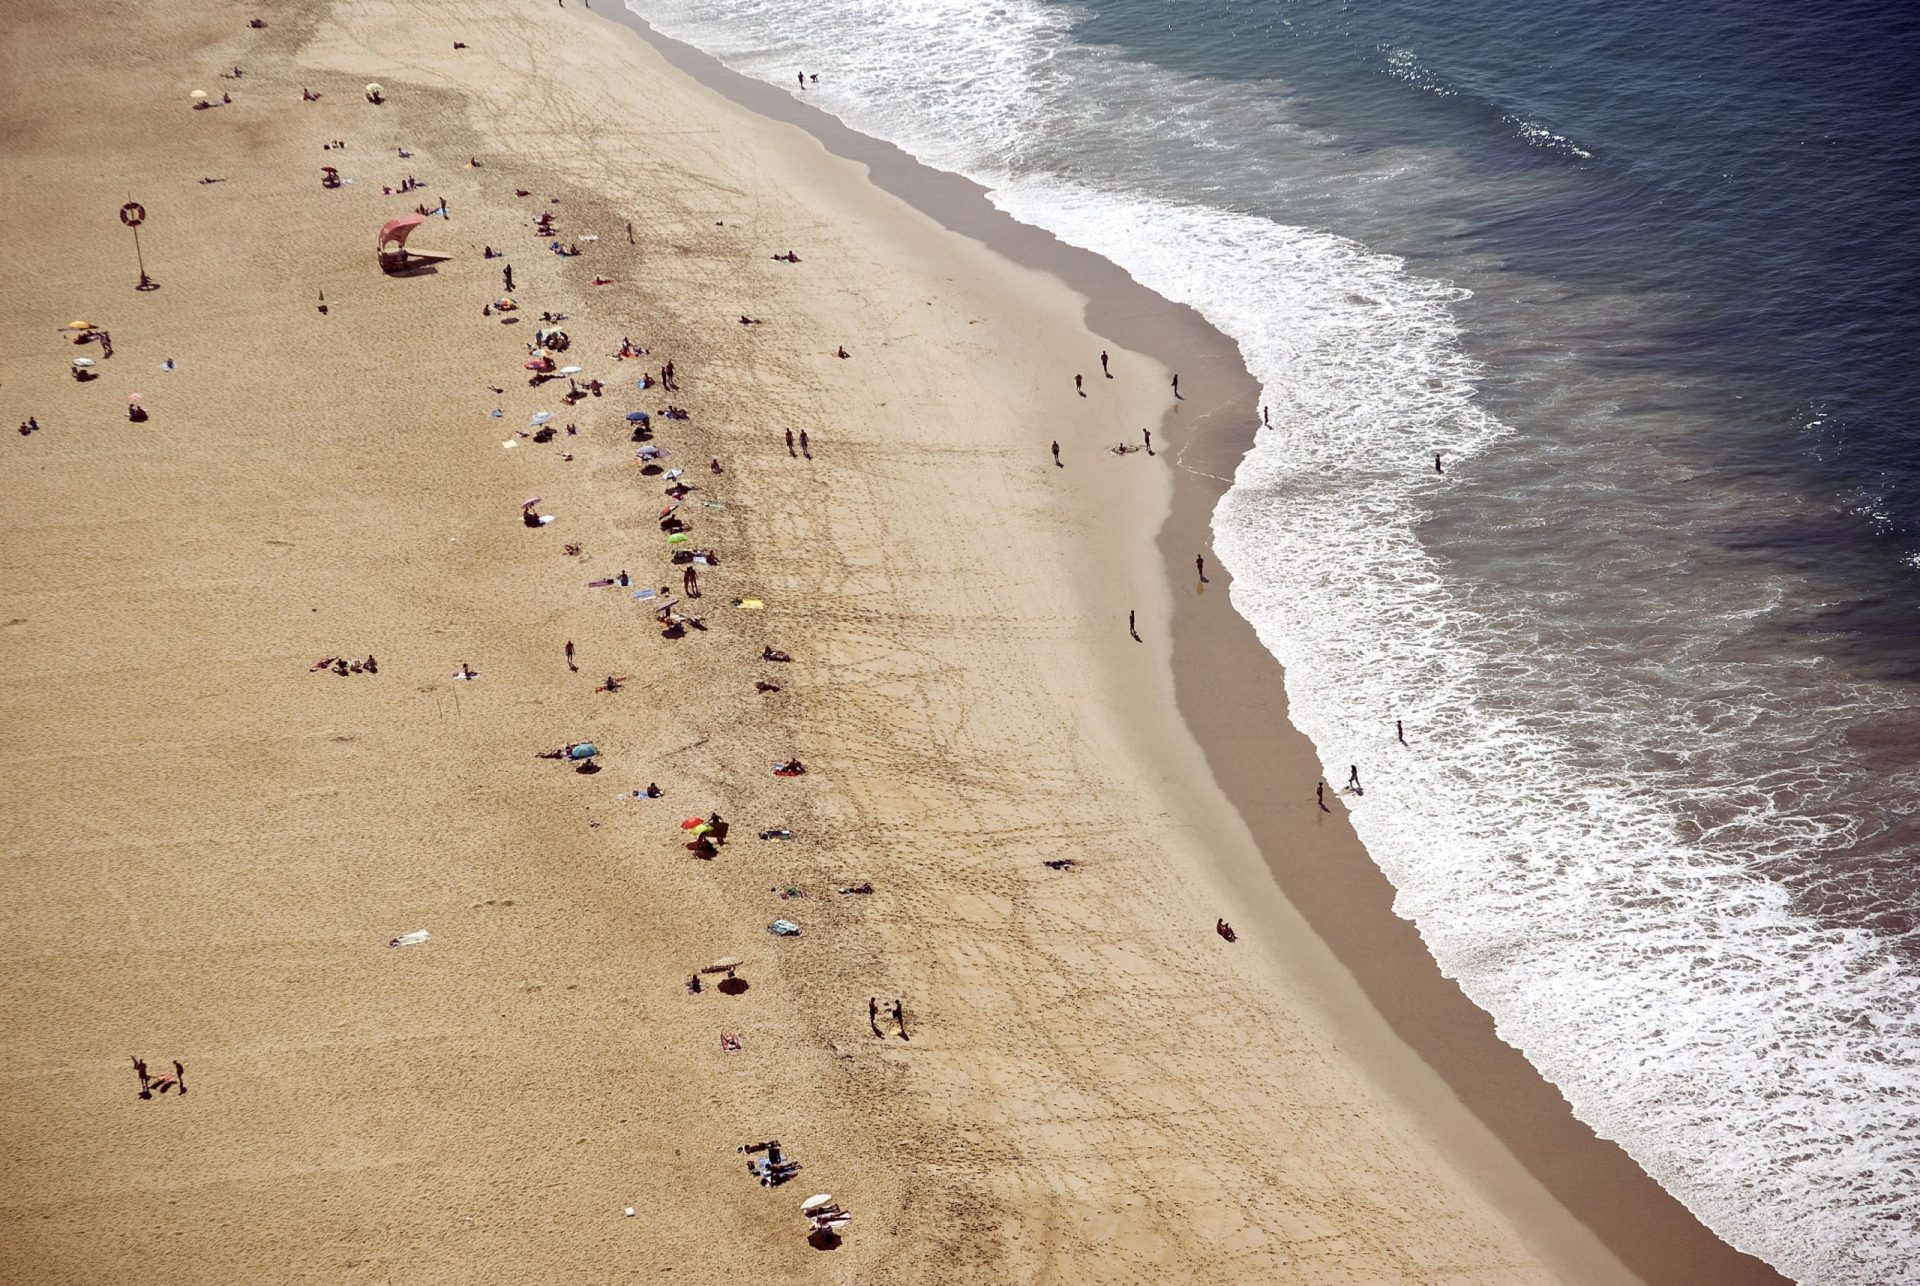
<box><xmin>120</xmin><ymin>202</ymin><xmax>147</xmax><ymax>227</ymax></box>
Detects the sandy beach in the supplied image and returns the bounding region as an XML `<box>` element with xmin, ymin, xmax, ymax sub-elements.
<box><xmin>1</xmin><ymin>0</ymin><xmax>1778</xmax><ymax>1281</ymax></box>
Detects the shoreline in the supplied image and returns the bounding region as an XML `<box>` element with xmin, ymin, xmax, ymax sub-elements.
<box><xmin>602</xmin><ymin>10</ymin><xmax>1788</xmax><ymax>1284</ymax></box>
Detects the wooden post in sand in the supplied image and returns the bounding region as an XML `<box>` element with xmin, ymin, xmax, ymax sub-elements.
<box><xmin>121</xmin><ymin>200</ymin><xmax>157</xmax><ymax>291</ymax></box>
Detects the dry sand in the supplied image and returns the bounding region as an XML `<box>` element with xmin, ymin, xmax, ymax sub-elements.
<box><xmin>0</xmin><ymin>0</ymin><xmax>1738</xmax><ymax>1281</ymax></box>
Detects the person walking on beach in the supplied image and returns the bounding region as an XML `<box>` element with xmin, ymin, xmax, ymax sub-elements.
<box><xmin>1075</xmin><ymin>373</ymin><xmax>1084</xmax><ymax>397</ymax></box>
<box><xmin>1128</xmin><ymin>610</ymin><xmax>1139</xmax><ymax>641</ymax></box>
<box><xmin>869</xmin><ymin>997</ymin><xmax>881</xmax><ymax>1038</ymax></box>
<box><xmin>662</xmin><ymin>360</ymin><xmax>676</xmax><ymax>390</ymax></box>
<box><xmin>1101</xmin><ymin>350</ymin><xmax>1110</xmax><ymax>377</ymax></box>
<box><xmin>785</xmin><ymin>427</ymin><xmax>796</xmax><ymax>457</ymax></box>
<box><xmin>438</xmin><ymin>196</ymin><xmax>448</xmax><ymax>217</ymax></box>
<box><xmin>503</xmin><ymin>264</ymin><xmax>514</xmax><ymax>292</ymax></box>
<box><xmin>798</xmin><ymin>70</ymin><xmax>806</xmax><ymax>89</ymax></box>
<box><xmin>683</xmin><ymin>565</ymin><xmax>700</xmax><ymax>597</ymax></box>
<box><xmin>1172</xmin><ymin>372</ymin><xmax>1180</xmax><ymax>399</ymax></box>
<box><xmin>891</xmin><ymin>999</ymin><xmax>908</xmax><ymax>1041</ymax></box>
<box><xmin>172</xmin><ymin>1061</ymin><xmax>186</xmax><ymax>1095</ymax></box>
<box><xmin>565</xmin><ymin>640</ymin><xmax>577</xmax><ymax>672</ymax></box>
<box><xmin>1396</xmin><ymin>719</ymin><xmax>1406</xmax><ymax>746</ymax></box>
<box><xmin>799</xmin><ymin>429</ymin><xmax>811</xmax><ymax>459</ymax></box>
<box><xmin>1143</xmin><ymin>427</ymin><xmax>1153</xmax><ymax>455</ymax></box>
<box><xmin>1434</xmin><ymin>452</ymin><xmax>1444</xmax><ymax>474</ymax></box>
<box><xmin>1196</xmin><ymin>554</ymin><xmax>1207</xmax><ymax>583</ymax></box>
<box><xmin>1316</xmin><ymin>780</ymin><xmax>1329</xmax><ymax>813</ymax></box>
<box><xmin>132</xmin><ymin>1056</ymin><xmax>150</xmax><ymax>1099</ymax></box>
<box><xmin>1347</xmin><ymin>764</ymin><xmax>1363</xmax><ymax>796</ymax></box>
<box><xmin>1051</xmin><ymin>440</ymin><xmax>1061</xmax><ymax>467</ymax></box>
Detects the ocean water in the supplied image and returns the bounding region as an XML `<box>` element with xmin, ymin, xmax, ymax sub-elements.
<box><xmin>620</xmin><ymin>0</ymin><xmax>1920</xmax><ymax>1279</ymax></box>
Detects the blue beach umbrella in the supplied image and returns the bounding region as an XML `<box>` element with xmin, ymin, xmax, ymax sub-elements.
<box><xmin>626</xmin><ymin>411</ymin><xmax>650</xmax><ymax>423</ymax></box>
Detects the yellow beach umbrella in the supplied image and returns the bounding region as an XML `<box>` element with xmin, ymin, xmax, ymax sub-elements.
<box><xmin>189</xmin><ymin>90</ymin><xmax>208</xmax><ymax>100</ymax></box>
<box><xmin>67</xmin><ymin>320</ymin><xmax>95</xmax><ymax>330</ymax></box>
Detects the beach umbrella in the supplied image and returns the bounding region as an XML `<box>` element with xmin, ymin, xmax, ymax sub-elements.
<box><xmin>127</xmin><ymin>393</ymin><xmax>144</xmax><ymax>403</ymax></box>
<box><xmin>800</xmin><ymin>1194</ymin><xmax>835</xmax><ymax>1215</ymax></box>
<box><xmin>702</xmin><ymin>956</ymin><xmax>742</xmax><ymax>975</ymax></box>
<box><xmin>567</xmin><ymin>742</ymin><xmax>598</xmax><ymax>761</ymax></box>
<box><xmin>531</xmin><ymin>411</ymin><xmax>552</xmax><ymax>425</ymax></box>
<box><xmin>190</xmin><ymin>90</ymin><xmax>208</xmax><ymax>100</ymax></box>
<box><xmin>558</xmin><ymin>365</ymin><xmax>581</xmax><ymax>375</ymax></box>
<box><xmin>322</xmin><ymin>165</ymin><xmax>339</xmax><ymax>175</ymax></box>
<box><xmin>625</xmin><ymin>411</ymin><xmax>650</xmax><ymax>423</ymax></box>
<box><xmin>365</xmin><ymin>83</ymin><xmax>384</xmax><ymax>94</ymax></box>
<box><xmin>665</xmin><ymin>533</ymin><xmax>690</xmax><ymax>545</ymax></box>
<box><xmin>66</xmin><ymin>320</ymin><xmax>95</xmax><ymax>330</ymax></box>
<box><xmin>523</xmin><ymin>360</ymin><xmax>547</xmax><ymax>370</ymax></box>
<box><xmin>680</xmin><ymin>817</ymin><xmax>707</xmax><ymax>830</ymax></box>
<box><xmin>72</xmin><ymin>357</ymin><xmax>95</xmax><ymax>369</ymax></box>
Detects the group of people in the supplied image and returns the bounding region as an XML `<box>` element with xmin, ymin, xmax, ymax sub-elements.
<box><xmin>310</xmin><ymin>654</ymin><xmax>378</xmax><ymax>676</ymax></box>
<box><xmin>131</xmin><ymin>1056</ymin><xmax>186</xmax><ymax>1099</ymax></box>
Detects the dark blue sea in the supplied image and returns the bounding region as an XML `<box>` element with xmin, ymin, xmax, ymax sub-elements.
<box><xmin>623</xmin><ymin>0</ymin><xmax>1920</xmax><ymax>1278</ymax></box>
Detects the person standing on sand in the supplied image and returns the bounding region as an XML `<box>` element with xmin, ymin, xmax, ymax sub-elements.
<box><xmin>869</xmin><ymin>997</ymin><xmax>881</xmax><ymax>1037</ymax></box>
<box><xmin>565</xmin><ymin>640</ymin><xmax>577</xmax><ymax>672</ymax></box>
<box><xmin>799</xmin><ymin>429</ymin><xmax>811</xmax><ymax>459</ymax></box>
<box><xmin>1172</xmin><ymin>372</ymin><xmax>1180</xmax><ymax>398</ymax></box>
<box><xmin>1101</xmin><ymin>350</ymin><xmax>1110</xmax><ymax>377</ymax></box>
<box><xmin>785</xmin><ymin>427</ymin><xmax>796</xmax><ymax>457</ymax></box>
<box><xmin>1051</xmin><ymin>440</ymin><xmax>1061</xmax><ymax>467</ymax></box>
<box><xmin>1143</xmin><ymin>427</ymin><xmax>1153</xmax><ymax>455</ymax></box>
<box><xmin>891</xmin><ymin>1000</ymin><xmax>908</xmax><ymax>1041</ymax></box>
<box><xmin>132</xmin><ymin>1056</ymin><xmax>150</xmax><ymax>1098</ymax></box>
<box><xmin>503</xmin><ymin>264</ymin><xmax>514</xmax><ymax>293</ymax></box>
<box><xmin>1075</xmin><ymin>373</ymin><xmax>1084</xmax><ymax>396</ymax></box>
<box><xmin>1128</xmin><ymin>610</ymin><xmax>1139</xmax><ymax>641</ymax></box>
<box><xmin>626</xmin><ymin>220</ymin><xmax>634</xmax><ymax>244</ymax></box>
<box><xmin>1317</xmin><ymin>780</ymin><xmax>1330</xmax><ymax>813</ymax></box>
<box><xmin>1196</xmin><ymin>554</ymin><xmax>1207</xmax><ymax>583</ymax></box>
<box><xmin>173</xmin><ymin>1061</ymin><xmax>186</xmax><ymax>1095</ymax></box>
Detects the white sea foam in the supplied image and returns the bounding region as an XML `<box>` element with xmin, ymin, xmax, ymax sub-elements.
<box><xmin>628</xmin><ymin>1</ymin><xmax>1920</xmax><ymax>1279</ymax></box>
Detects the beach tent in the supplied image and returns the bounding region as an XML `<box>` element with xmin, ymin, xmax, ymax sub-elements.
<box><xmin>377</xmin><ymin>213</ymin><xmax>450</xmax><ymax>272</ymax></box>
<box><xmin>378</xmin><ymin>213</ymin><xmax>427</xmax><ymax>252</ymax></box>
